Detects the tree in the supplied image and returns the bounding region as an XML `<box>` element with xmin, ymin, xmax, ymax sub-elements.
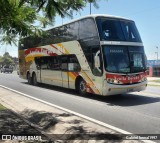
<box><xmin>0</xmin><ymin>52</ymin><xmax>14</xmax><ymax>67</ymax></box>
<box><xmin>19</xmin><ymin>0</ymin><xmax>87</xmax><ymax>20</ymax></box>
<box><xmin>0</xmin><ymin>0</ymin><xmax>52</xmax><ymax>45</ymax></box>
<box><xmin>0</xmin><ymin>0</ymin><xmax>98</xmax><ymax>45</ymax></box>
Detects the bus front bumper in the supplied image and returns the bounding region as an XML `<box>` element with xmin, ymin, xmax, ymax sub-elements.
<box><xmin>102</xmin><ymin>80</ymin><xmax>148</xmax><ymax>96</ymax></box>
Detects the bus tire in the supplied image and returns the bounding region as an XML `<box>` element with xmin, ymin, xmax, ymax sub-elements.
<box><xmin>77</xmin><ymin>79</ymin><xmax>87</xmax><ymax>95</ymax></box>
<box><xmin>27</xmin><ymin>73</ymin><xmax>32</xmax><ymax>85</ymax></box>
<box><xmin>32</xmin><ymin>73</ymin><xmax>38</xmax><ymax>86</ymax></box>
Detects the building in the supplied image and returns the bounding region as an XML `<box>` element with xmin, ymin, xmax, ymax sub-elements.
<box><xmin>147</xmin><ymin>60</ymin><xmax>160</xmax><ymax>77</ymax></box>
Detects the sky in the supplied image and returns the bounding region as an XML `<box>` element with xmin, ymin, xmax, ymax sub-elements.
<box><xmin>0</xmin><ymin>0</ymin><xmax>160</xmax><ymax>60</ymax></box>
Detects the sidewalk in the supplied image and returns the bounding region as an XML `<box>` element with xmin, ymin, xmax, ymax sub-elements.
<box><xmin>147</xmin><ymin>77</ymin><xmax>160</xmax><ymax>86</ymax></box>
<box><xmin>0</xmin><ymin>87</ymin><xmax>145</xmax><ymax>143</ymax></box>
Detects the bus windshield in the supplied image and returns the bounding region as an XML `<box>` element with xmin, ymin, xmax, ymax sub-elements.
<box><xmin>96</xmin><ymin>17</ymin><xmax>142</xmax><ymax>42</ymax></box>
<box><xmin>103</xmin><ymin>46</ymin><xmax>147</xmax><ymax>73</ymax></box>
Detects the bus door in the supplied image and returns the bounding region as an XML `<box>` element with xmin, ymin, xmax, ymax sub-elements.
<box><xmin>61</xmin><ymin>56</ymin><xmax>69</xmax><ymax>88</ymax></box>
<box><xmin>40</xmin><ymin>57</ymin><xmax>50</xmax><ymax>84</ymax></box>
<box><xmin>61</xmin><ymin>55</ymin><xmax>81</xmax><ymax>89</ymax></box>
<box><xmin>46</xmin><ymin>56</ymin><xmax>62</xmax><ymax>86</ymax></box>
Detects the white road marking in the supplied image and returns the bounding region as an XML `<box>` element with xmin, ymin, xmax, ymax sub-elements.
<box><xmin>0</xmin><ymin>85</ymin><xmax>156</xmax><ymax>143</ymax></box>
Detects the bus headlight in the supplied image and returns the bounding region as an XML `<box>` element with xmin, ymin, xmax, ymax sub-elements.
<box><xmin>107</xmin><ymin>78</ymin><xmax>123</xmax><ymax>84</ymax></box>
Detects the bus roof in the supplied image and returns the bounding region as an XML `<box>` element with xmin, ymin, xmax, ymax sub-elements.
<box><xmin>88</xmin><ymin>14</ymin><xmax>130</xmax><ymax>20</ymax></box>
<box><xmin>47</xmin><ymin>14</ymin><xmax>131</xmax><ymax>30</ymax></box>
<box><xmin>20</xmin><ymin>14</ymin><xmax>132</xmax><ymax>39</ymax></box>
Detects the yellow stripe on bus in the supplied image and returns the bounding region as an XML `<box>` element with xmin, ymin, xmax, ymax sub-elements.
<box><xmin>25</xmin><ymin>54</ymin><xmax>44</xmax><ymax>62</ymax></box>
<box><xmin>57</xmin><ymin>43</ymin><xmax>70</xmax><ymax>54</ymax></box>
<box><xmin>68</xmin><ymin>72</ymin><xmax>77</xmax><ymax>80</ymax></box>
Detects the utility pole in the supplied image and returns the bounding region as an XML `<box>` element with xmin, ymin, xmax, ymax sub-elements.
<box><xmin>156</xmin><ymin>46</ymin><xmax>158</xmax><ymax>61</ymax></box>
<box><xmin>90</xmin><ymin>2</ymin><xmax>91</xmax><ymax>15</ymax></box>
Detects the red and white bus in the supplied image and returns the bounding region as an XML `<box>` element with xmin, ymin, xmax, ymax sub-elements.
<box><xmin>18</xmin><ymin>14</ymin><xmax>147</xmax><ymax>96</ymax></box>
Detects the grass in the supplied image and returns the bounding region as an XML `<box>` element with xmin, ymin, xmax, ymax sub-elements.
<box><xmin>150</xmin><ymin>80</ymin><xmax>160</xmax><ymax>83</ymax></box>
<box><xmin>148</xmin><ymin>84</ymin><xmax>160</xmax><ymax>87</ymax></box>
<box><xmin>0</xmin><ymin>104</ymin><xmax>6</xmax><ymax>110</ymax></box>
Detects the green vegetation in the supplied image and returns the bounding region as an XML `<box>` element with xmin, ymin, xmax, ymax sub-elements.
<box><xmin>0</xmin><ymin>104</ymin><xmax>6</xmax><ymax>110</ymax></box>
<box><xmin>148</xmin><ymin>79</ymin><xmax>160</xmax><ymax>87</ymax></box>
<box><xmin>0</xmin><ymin>0</ymin><xmax>100</xmax><ymax>45</ymax></box>
<box><xmin>0</xmin><ymin>52</ymin><xmax>17</xmax><ymax>67</ymax></box>
<box><xmin>148</xmin><ymin>84</ymin><xmax>160</xmax><ymax>87</ymax></box>
<box><xmin>150</xmin><ymin>80</ymin><xmax>160</xmax><ymax>83</ymax></box>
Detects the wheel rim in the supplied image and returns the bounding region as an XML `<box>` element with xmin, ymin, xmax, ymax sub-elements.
<box><xmin>79</xmin><ymin>80</ymin><xmax>86</xmax><ymax>93</ymax></box>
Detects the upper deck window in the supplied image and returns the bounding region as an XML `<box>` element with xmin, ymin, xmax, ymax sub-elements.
<box><xmin>96</xmin><ymin>17</ymin><xmax>142</xmax><ymax>42</ymax></box>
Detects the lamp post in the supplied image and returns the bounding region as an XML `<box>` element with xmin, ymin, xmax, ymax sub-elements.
<box><xmin>90</xmin><ymin>2</ymin><xmax>92</xmax><ymax>15</ymax></box>
<box><xmin>156</xmin><ymin>46</ymin><xmax>158</xmax><ymax>61</ymax></box>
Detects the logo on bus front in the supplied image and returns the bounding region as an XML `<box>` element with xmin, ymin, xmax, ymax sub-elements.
<box><xmin>106</xmin><ymin>73</ymin><xmax>146</xmax><ymax>84</ymax></box>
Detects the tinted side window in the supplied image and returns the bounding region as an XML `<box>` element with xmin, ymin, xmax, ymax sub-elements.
<box><xmin>61</xmin><ymin>56</ymin><xmax>68</xmax><ymax>71</ymax></box>
<box><xmin>51</xmin><ymin>28</ymin><xmax>61</xmax><ymax>43</ymax></box>
<box><xmin>48</xmin><ymin>56</ymin><xmax>60</xmax><ymax>70</ymax></box>
<box><xmin>35</xmin><ymin>57</ymin><xmax>41</xmax><ymax>69</ymax></box>
<box><xmin>65</xmin><ymin>22</ymin><xmax>79</xmax><ymax>41</ymax></box>
<box><xmin>68</xmin><ymin>55</ymin><xmax>81</xmax><ymax>72</ymax></box>
<box><xmin>51</xmin><ymin>27</ymin><xmax>65</xmax><ymax>43</ymax></box>
<box><xmin>41</xmin><ymin>57</ymin><xmax>48</xmax><ymax>69</ymax></box>
<box><xmin>79</xmin><ymin>18</ymin><xmax>98</xmax><ymax>39</ymax></box>
<box><xmin>60</xmin><ymin>55</ymin><xmax>81</xmax><ymax>72</ymax></box>
<box><xmin>78</xmin><ymin>18</ymin><xmax>100</xmax><ymax>72</ymax></box>
<box><xmin>40</xmin><ymin>30</ymin><xmax>53</xmax><ymax>46</ymax></box>
<box><xmin>20</xmin><ymin>37</ymin><xmax>41</xmax><ymax>49</ymax></box>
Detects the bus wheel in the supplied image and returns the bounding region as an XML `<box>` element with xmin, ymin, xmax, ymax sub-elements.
<box><xmin>78</xmin><ymin>79</ymin><xmax>87</xmax><ymax>95</ymax></box>
<box><xmin>32</xmin><ymin>73</ymin><xmax>38</xmax><ymax>86</ymax></box>
<box><xmin>27</xmin><ymin>73</ymin><xmax>32</xmax><ymax>85</ymax></box>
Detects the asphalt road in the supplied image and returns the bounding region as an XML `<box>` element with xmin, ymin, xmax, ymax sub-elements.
<box><xmin>0</xmin><ymin>72</ymin><xmax>160</xmax><ymax>135</ymax></box>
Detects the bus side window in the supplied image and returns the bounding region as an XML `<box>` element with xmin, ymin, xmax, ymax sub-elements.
<box><xmin>61</xmin><ymin>56</ymin><xmax>68</xmax><ymax>71</ymax></box>
<box><xmin>41</xmin><ymin>57</ymin><xmax>48</xmax><ymax>69</ymax></box>
<box><xmin>79</xmin><ymin>18</ymin><xmax>97</xmax><ymax>39</ymax></box>
<box><xmin>48</xmin><ymin>57</ymin><xmax>60</xmax><ymax>70</ymax></box>
<box><xmin>68</xmin><ymin>55</ymin><xmax>81</xmax><ymax>72</ymax></box>
<box><xmin>35</xmin><ymin>57</ymin><xmax>41</xmax><ymax>70</ymax></box>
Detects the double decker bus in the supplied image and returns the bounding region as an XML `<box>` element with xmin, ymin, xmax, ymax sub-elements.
<box><xmin>18</xmin><ymin>14</ymin><xmax>147</xmax><ymax>96</ymax></box>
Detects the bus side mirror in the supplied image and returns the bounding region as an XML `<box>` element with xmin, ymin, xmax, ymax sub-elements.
<box><xmin>94</xmin><ymin>50</ymin><xmax>102</xmax><ymax>73</ymax></box>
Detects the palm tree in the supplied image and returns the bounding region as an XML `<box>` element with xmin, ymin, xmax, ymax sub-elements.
<box><xmin>19</xmin><ymin>0</ymin><xmax>86</xmax><ymax>20</ymax></box>
<box><xmin>0</xmin><ymin>0</ymin><xmax>103</xmax><ymax>44</ymax></box>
